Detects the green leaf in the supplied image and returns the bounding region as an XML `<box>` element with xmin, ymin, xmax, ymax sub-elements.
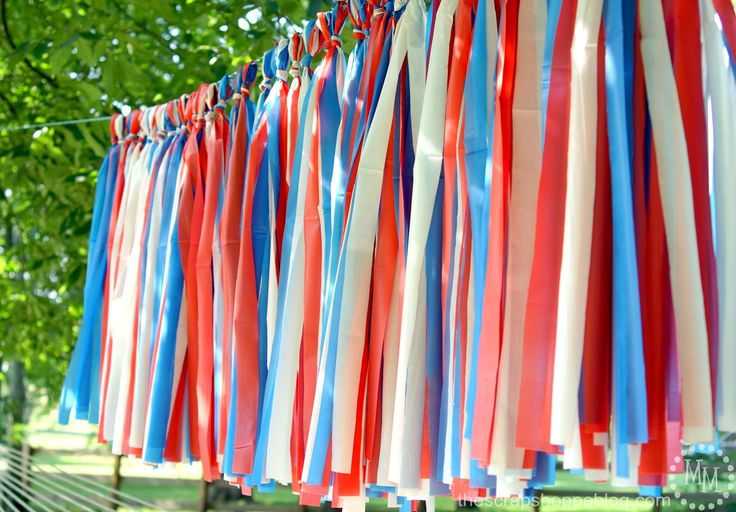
<box><xmin>77</xmin><ymin>124</ymin><xmax>105</xmax><ymax>158</ymax></box>
<box><xmin>76</xmin><ymin>40</ymin><xmax>94</xmax><ymax>66</ymax></box>
<box><xmin>79</xmin><ymin>31</ymin><xmax>101</xmax><ymax>40</ymax></box>
<box><xmin>49</xmin><ymin>50</ymin><xmax>70</xmax><ymax>74</ymax></box>
<box><xmin>59</xmin><ymin>34</ymin><xmax>80</xmax><ymax>49</ymax></box>
<box><xmin>76</xmin><ymin>81</ymin><xmax>103</xmax><ymax>103</ymax></box>
<box><xmin>101</xmin><ymin>57</ymin><xmax>122</xmax><ymax>96</ymax></box>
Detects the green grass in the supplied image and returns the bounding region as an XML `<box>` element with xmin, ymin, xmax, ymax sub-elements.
<box><xmin>121</xmin><ymin>479</ymin><xmax>200</xmax><ymax>504</ymax></box>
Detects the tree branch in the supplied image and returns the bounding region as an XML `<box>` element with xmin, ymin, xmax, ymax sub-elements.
<box><xmin>0</xmin><ymin>89</ymin><xmax>18</xmax><ymax>119</ymax></box>
<box><xmin>108</xmin><ymin>0</ymin><xmax>173</xmax><ymax>53</ymax></box>
<box><xmin>0</xmin><ymin>0</ymin><xmax>57</xmax><ymax>88</ymax></box>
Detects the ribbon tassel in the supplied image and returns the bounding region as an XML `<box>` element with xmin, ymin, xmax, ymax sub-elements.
<box><xmin>60</xmin><ymin>0</ymin><xmax>736</xmax><ymax>504</ymax></box>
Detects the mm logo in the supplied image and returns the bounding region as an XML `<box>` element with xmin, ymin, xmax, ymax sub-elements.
<box><xmin>668</xmin><ymin>446</ymin><xmax>735</xmax><ymax>510</ymax></box>
<box><xmin>684</xmin><ymin>459</ymin><xmax>720</xmax><ymax>492</ymax></box>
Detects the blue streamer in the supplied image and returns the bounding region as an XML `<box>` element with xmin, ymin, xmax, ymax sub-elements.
<box><xmin>59</xmin><ymin>140</ymin><xmax>119</xmax><ymax>424</ymax></box>
<box><xmin>143</xmin><ymin>128</ymin><xmax>187</xmax><ymax>463</ymax></box>
<box><xmin>604</xmin><ymin>0</ymin><xmax>649</xmax><ymax>478</ymax></box>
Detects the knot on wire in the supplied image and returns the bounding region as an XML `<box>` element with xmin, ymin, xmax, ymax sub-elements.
<box><xmin>191</xmin><ymin>112</ymin><xmax>204</xmax><ymax>128</ymax></box>
<box><xmin>289</xmin><ymin>33</ymin><xmax>305</xmax><ymax>76</ymax></box>
<box><xmin>110</xmin><ymin>113</ymin><xmax>123</xmax><ymax>144</ymax></box>
<box><xmin>260</xmin><ymin>77</ymin><xmax>273</xmax><ymax>91</ymax></box>
<box><xmin>372</xmin><ymin>6</ymin><xmax>386</xmax><ymax>19</ymax></box>
<box><xmin>349</xmin><ymin>0</ymin><xmax>371</xmax><ymax>41</ymax></box>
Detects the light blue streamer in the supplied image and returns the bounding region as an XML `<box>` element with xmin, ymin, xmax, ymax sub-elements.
<box><xmin>604</xmin><ymin>0</ymin><xmax>649</xmax><ymax>479</ymax></box>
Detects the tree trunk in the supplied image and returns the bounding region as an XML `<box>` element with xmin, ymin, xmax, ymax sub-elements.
<box><xmin>6</xmin><ymin>359</ymin><xmax>28</xmax><ymax>509</ymax></box>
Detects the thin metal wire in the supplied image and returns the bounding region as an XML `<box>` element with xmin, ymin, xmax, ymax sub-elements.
<box><xmin>0</xmin><ymin>115</ymin><xmax>113</xmax><ymax>132</ymax></box>
<box><xmin>28</xmin><ymin>462</ymin><xmax>124</xmax><ymax>510</ymax></box>
<box><xmin>7</xmin><ymin>465</ymin><xmax>83</xmax><ymax>512</ymax></box>
<box><xmin>0</xmin><ymin>471</ymin><xmax>57</xmax><ymax>512</ymax></box>
<box><xmin>11</xmin><ymin>462</ymin><xmax>111</xmax><ymax>512</ymax></box>
<box><xmin>3</xmin><ymin>446</ymin><xmax>160</xmax><ymax>508</ymax></box>
<box><xmin>36</xmin><ymin>463</ymin><xmax>148</xmax><ymax>510</ymax></box>
<box><xmin>0</xmin><ymin>453</ymin><xmax>103</xmax><ymax>512</ymax></box>
<box><xmin>3</xmin><ymin>447</ymin><xmax>152</xmax><ymax>511</ymax></box>
<box><xmin>26</xmin><ymin>472</ymin><xmax>101</xmax><ymax>512</ymax></box>
<box><xmin>0</xmin><ymin>478</ymin><xmax>24</xmax><ymax>512</ymax></box>
<box><xmin>0</xmin><ymin>465</ymin><xmax>57</xmax><ymax>512</ymax></box>
<box><xmin>41</xmin><ymin>460</ymin><xmax>160</xmax><ymax>509</ymax></box>
<box><xmin>9</xmin><ymin>475</ymin><xmax>67</xmax><ymax>512</ymax></box>
<box><xmin>1</xmin><ymin>445</ymin><xmax>159</xmax><ymax>509</ymax></box>
<box><xmin>1</xmin><ymin>455</ymin><xmax>80</xmax><ymax>511</ymax></box>
<box><xmin>1</xmin><ymin>455</ymin><xmax>103</xmax><ymax>512</ymax></box>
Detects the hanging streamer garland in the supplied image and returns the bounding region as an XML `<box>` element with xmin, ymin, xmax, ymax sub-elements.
<box><xmin>60</xmin><ymin>0</ymin><xmax>736</xmax><ymax>507</ymax></box>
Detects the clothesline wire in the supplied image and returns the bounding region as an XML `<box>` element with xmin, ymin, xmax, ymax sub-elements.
<box><xmin>0</xmin><ymin>116</ymin><xmax>113</xmax><ymax>133</ymax></box>
<box><xmin>1</xmin><ymin>453</ymin><xmax>103</xmax><ymax>512</ymax></box>
<box><xmin>0</xmin><ymin>444</ymin><xmax>160</xmax><ymax>510</ymax></box>
<box><xmin>2</xmin><ymin>453</ymin><xmax>116</xmax><ymax>511</ymax></box>
<box><xmin>0</xmin><ymin>480</ymin><xmax>23</xmax><ymax>512</ymax></box>
<box><xmin>0</xmin><ymin>468</ymin><xmax>58</xmax><ymax>512</ymax></box>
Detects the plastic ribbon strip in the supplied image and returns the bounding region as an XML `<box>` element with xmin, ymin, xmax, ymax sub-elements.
<box><xmin>60</xmin><ymin>0</ymin><xmax>736</xmax><ymax>507</ymax></box>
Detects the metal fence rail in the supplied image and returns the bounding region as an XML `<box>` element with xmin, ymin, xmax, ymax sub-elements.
<box><xmin>0</xmin><ymin>444</ymin><xmax>161</xmax><ymax>511</ymax></box>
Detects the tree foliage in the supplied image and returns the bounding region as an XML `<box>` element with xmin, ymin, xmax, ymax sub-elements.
<box><xmin>0</xmin><ymin>0</ymin><xmax>326</xmax><ymax>405</ymax></box>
